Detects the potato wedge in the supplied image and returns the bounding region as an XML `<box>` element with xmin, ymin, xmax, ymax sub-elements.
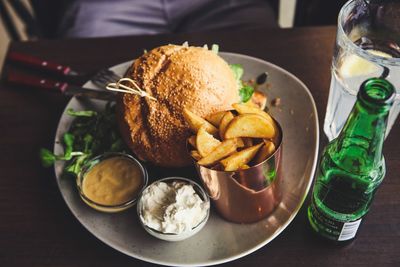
<box><xmin>224</xmin><ymin>114</ymin><xmax>275</xmax><ymax>139</ymax></box>
<box><xmin>250</xmin><ymin>90</ymin><xmax>268</xmax><ymax>110</ymax></box>
<box><xmin>197</xmin><ymin>138</ymin><xmax>238</xmax><ymax>166</ymax></box>
<box><xmin>188</xmin><ymin>135</ymin><xmax>197</xmax><ymax>148</ymax></box>
<box><xmin>190</xmin><ymin>150</ymin><xmax>202</xmax><ymax>161</ymax></box>
<box><xmin>196</xmin><ymin>126</ymin><xmax>221</xmax><ymax>157</ymax></box>
<box><xmin>220</xmin><ymin>143</ymin><xmax>263</xmax><ymax>171</ymax></box>
<box><xmin>232</xmin><ymin>103</ymin><xmax>274</xmax><ymax>124</ymax></box>
<box><xmin>244</xmin><ymin>99</ymin><xmax>257</xmax><ymax>108</ymax></box>
<box><xmin>235</xmin><ymin>137</ymin><xmax>245</xmax><ymax>148</ymax></box>
<box><xmin>205</xmin><ymin>111</ymin><xmax>226</xmax><ymax>127</ymax></box>
<box><xmin>183</xmin><ymin>108</ymin><xmax>218</xmax><ymax>135</ymax></box>
<box><xmin>239</xmin><ymin>164</ymin><xmax>250</xmax><ymax>170</ymax></box>
<box><xmin>254</xmin><ymin>140</ymin><xmax>276</xmax><ymax>164</ymax></box>
<box><xmin>242</xmin><ymin>137</ymin><xmax>253</xmax><ymax>147</ymax></box>
<box><xmin>233</xmin><ymin>103</ymin><xmax>279</xmax><ymax>141</ymax></box>
<box><xmin>219</xmin><ymin>111</ymin><xmax>235</xmax><ymax>139</ymax></box>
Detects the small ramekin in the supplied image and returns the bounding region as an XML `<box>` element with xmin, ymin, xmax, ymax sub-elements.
<box><xmin>137</xmin><ymin>177</ymin><xmax>210</xmax><ymax>241</ymax></box>
<box><xmin>76</xmin><ymin>152</ymin><xmax>148</xmax><ymax>213</ymax></box>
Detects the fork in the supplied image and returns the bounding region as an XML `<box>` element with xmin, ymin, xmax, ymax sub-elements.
<box><xmin>90</xmin><ymin>68</ymin><xmax>121</xmax><ymax>88</ymax></box>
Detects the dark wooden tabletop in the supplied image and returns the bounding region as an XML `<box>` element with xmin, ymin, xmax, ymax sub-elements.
<box><xmin>0</xmin><ymin>26</ymin><xmax>399</xmax><ymax>267</ymax></box>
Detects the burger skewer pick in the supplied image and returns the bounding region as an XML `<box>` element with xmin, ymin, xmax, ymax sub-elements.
<box><xmin>106</xmin><ymin>78</ymin><xmax>157</xmax><ymax>101</ymax></box>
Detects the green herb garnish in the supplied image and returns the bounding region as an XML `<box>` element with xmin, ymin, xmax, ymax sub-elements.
<box><xmin>40</xmin><ymin>102</ymin><xmax>127</xmax><ymax>177</ymax></box>
<box><xmin>239</xmin><ymin>85</ymin><xmax>255</xmax><ymax>103</ymax></box>
<box><xmin>39</xmin><ymin>148</ymin><xmax>57</xmax><ymax>167</ymax></box>
<box><xmin>230</xmin><ymin>64</ymin><xmax>244</xmax><ymax>81</ymax></box>
<box><xmin>230</xmin><ymin>64</ymin><xmax>254</xmax><ymax>103</ymax></box>
<box><xmin>66</xmin><ymin>108</ymin><xmax>97</xmax><ymax>117</ymax></box>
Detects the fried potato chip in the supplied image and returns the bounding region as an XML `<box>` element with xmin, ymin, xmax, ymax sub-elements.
<box><xmin>190</xmin><ymin>150</ymin><xmax>202</xmax><ymax>161</ymax></box>
<box><xmin>188</xmin><ymin>135</ymin><xmax>197</xmax><ymax>148</ymax></box>
<box><xmin>224</xmin><ymin>114</ymin><xmax>275</xmax><ymax>139</ymax></box>
<box><xmin>196</xmin><ymin>126</ymin><xmax>221</xmax><ymax>157</ymax></box>
<box><xmin>239</xmin><ymin>164</ymin><xmax>250</xmax><ymax>170</ymax></box>
<box><xmin>220</xmin><ymin>143</ymin><xmax>263</xmax><ymax>171</ymax></box>
<box><xmin>197</xmin><ymin>138</ymin><xmax>238</xmax><ymax>166</ymax></box>
<box><xmin>250</xmin><ymin>90</ymin><xmax>268</xmax><ymax>110</ymax></box>
<box><xmin>243</xmin><ymin>99</ymin><xmax>257</xmax><ymax>108</ymax></box>
<box><xmin>232</xmin><ymin>103</ymin><xmax>280</xmax><ymax>143</ymax></box>
<box><xmin>254</xmin><ymin>140</ymin><xmax>276</xmax><ymax>164</ymax></box>
<box><xmin>183</xmin><ymin>108</ymin><xmax>218</xmax><ymax>135</ymax></box>
<box><xmin>242</xmin><ymin>137</ymin><xmax>253</xmax><ymax>147</ymax></box>
<box><xmin>205</xmin><ymin>111</ymin><xmax>226</xmax><ymax>127</ymax></box>
<box><xmin>219</xmin><ymin>111</ymin><xmax>235</xmax><ymax>139</ymax></box>
<box><xmin>235</xmin><ymin>137</ymin><xmax>245</xmax><ymax>148</ymax></box>
<box><xmin>232</xmin><ymin>103</ymin><xmax>274</xmax><ymax>124</ymax></box>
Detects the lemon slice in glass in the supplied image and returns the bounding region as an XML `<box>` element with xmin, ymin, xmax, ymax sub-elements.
<box><xmin>340</xmin><ymin>50</ymin><xmax>392</xmax><ymax>78</ymax></box>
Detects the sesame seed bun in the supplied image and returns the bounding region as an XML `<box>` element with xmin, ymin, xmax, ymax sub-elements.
<box><xmin>117</xmin><ymin>45</ymin><xmax>239</xmax><ymax>167</ymax></box>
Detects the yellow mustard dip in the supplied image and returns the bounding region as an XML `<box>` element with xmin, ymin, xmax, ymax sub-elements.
<box><xmin>82</xmin><ymin>156</ymin><xmax>143</xmax><ymax>206</ymax></box>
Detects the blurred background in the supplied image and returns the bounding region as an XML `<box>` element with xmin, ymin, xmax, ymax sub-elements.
<box><xmin>0</xmin><ymin>0</ymin><xmax>347</xmax><ymax>73</ymax></box>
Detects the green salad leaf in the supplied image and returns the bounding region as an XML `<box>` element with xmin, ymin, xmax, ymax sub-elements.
<box><xmin>39</xmin><ymin>148</ymin><xmax>57</xmax><ymax>167</ymax></box>
<box><xmin>40</xmin><ymin>102</ymin><xmax>127</xmax><ymax>177</ymax></box>
<box><xmin>66</xmin><ymin>108</ymin><xmax>97</xmax><ymax>117</ymax></box>
<box><xmin>230</xmin><ymin>64</ymin><xmax>244</xmax><ymax>81</ymax></box>
<box><xmin>62</xmin><ymin>133</ymin><xmax>75</xmax><ymax>160</ymax></box>
<box><xmin>229</xmin><ymin>64</ymin><xmax>254</xmax><ymax>103</ymax></box>
<box><xmin>239</xmin><ymin>85</ymin><xmax>255</xmax><ymax>103</ymax></box>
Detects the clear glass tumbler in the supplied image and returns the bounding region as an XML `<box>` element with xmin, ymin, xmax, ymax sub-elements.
<box><xmin>324</xmin><ymin>0</ymin><xmax>400</xmax><ymax>141</ymax></box>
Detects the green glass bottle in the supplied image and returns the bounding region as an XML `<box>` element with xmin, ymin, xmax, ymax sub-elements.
<box><xmin>308</xmin><ymin>78</ymin><xmax>395</xmax><ymax>241</ymax></box>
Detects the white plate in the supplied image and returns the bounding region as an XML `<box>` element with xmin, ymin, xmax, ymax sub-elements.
<box><xmin>54</xmin><ymin>52</ymin><xmax>319</xmax><ymax>266</ymax></box>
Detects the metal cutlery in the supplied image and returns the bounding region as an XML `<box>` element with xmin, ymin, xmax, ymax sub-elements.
<box><xmin>5</xmin><ymin>51</ymin><xmax>122</xmax><ymax>99</ymax></box>
<box><xmin>7</xmin><ymin>51</ymin><xmax>121</xmax><ymax>84</ymax></box>
<box><xmin>6</xmin><ymin>70</ymin><xmax>116</xmax><ymax>100</ymax></box>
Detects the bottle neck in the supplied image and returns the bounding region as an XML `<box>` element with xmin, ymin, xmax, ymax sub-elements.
<box><xmin>332</xmin><ymin>78</ymin><xmax>394</xmax><ymax>173</ymax></box>
<box><xmin>335</xmin><ymin>102</ymin><xmax>387</xmax><ymax>167</ymax></box>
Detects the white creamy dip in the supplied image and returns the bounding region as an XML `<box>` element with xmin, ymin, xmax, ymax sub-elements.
<box><xmin>140</xmin><ymin>181</ymin><xmax>209</xmax><ymax>234</ymax></box>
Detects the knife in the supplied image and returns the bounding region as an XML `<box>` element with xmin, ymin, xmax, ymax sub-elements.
<box><xmin>63</xmin><ymin>86</ymin><xmax>116</xmax><ymax>100</ymax></box>
<box><xmin>6</xmin><ymin>70</ymin><xmax>116</xmax><ymax>101</ymax></box>
<box><xmin>7</xmin><ymin>51</ymin><xmax>81</xmax><ymax>77</ymax></box>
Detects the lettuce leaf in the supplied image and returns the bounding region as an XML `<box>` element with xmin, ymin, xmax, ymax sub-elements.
<box><xmin>230</xmin><ymin>64</ymin><xmax>254</xmax><ymax>103</ymax></box>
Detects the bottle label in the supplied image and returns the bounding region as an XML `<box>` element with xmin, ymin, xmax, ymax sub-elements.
<box><xmin>309</xmin><ymin>198</ymin><xmax>362</xmax><ymax>241</ymax></box>
<box><xmin>338</xmin><ymin>219</ymin><xmax>362</xmax><ymax>241</ymax></box>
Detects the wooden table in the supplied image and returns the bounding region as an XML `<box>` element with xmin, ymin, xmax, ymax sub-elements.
<box><xmin>1</xmin><ymin>26</ymin><xmax>399</xmax><ymax>267</ymax></box>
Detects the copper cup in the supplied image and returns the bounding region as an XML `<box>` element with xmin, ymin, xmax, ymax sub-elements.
<box><xmin>192</xmin><ymin>119</ymin><xmax>283</xmax><ymax>224</ymax></box>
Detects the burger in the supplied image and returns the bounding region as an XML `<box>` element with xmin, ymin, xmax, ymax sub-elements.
<box><xmin>117</xmin><ymin>44</ymin><xmax>241</xmax><ymax>167</ymax></box>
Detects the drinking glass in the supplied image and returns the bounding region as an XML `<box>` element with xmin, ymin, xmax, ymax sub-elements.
<box><xmin>324</xmin><ymin>0</ymin><xmax>400</xmax><ymax>141</ymax></box>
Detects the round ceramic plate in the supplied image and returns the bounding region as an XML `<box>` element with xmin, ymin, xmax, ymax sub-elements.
<box><xmin>54</xmin><ymin>52</ymin><xmax>319</xmax><ymax>266</ymax></box>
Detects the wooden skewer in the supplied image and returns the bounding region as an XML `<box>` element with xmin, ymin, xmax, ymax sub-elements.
<box><xmin>106</xmin><ymin>78</ymin><xmax>157</xmax><ymax>101</ymax></box>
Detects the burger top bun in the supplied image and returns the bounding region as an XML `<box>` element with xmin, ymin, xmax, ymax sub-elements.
<box><xmin>117</xmin><ymin>44</ymin><xmax>239</xmax><ymax>167</ymax></box>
